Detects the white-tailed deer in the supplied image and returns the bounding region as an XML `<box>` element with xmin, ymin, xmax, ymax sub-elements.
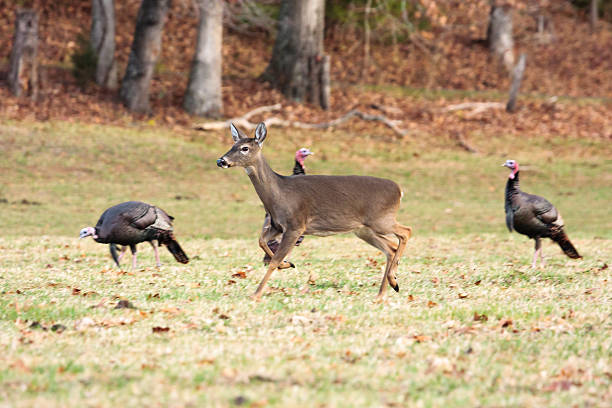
<box><xmin>217</xmin><ymin>123</ymin><xmax>412</xmax><ymax>301</ymax></box>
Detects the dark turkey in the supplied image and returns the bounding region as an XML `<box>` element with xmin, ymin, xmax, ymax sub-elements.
<box><xmin>263</xmin><ymin>148</ymin><xmax>313</xmax><ymax>265</ymax></box>
<box><xmin>502</xmin><ymin>160</ymin><xmax>581</xmax><ymax>267</ymax></box>
<box><xmin>79</xmin><ymin>201</ymin><xmax>189</xmax><ymax>268</ymax></box>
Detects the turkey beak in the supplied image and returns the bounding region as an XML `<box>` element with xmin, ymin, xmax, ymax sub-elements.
<box><xmin>501</xmin><ymin>162</ymin><xmax>509</xmax><ymax>167</ymax></box>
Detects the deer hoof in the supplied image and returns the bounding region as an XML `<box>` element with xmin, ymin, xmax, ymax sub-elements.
<box><xmin>391</xmin><ymin>282</ymin><xmax>399</xmax><ymax>292</ymax></box>
<box><xmin>289</xmin><ymin>262</ymin><xmax>295</xmax><ymax>268</ymax></box>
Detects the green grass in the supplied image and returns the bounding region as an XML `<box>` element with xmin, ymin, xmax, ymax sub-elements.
<box><xmin>1</xmin><ymin>121</ymin><xmax>610</xmax><ymax>239</ymax></box>
<box><xmin>0</xmin><ymin>120</ymin><xmax>611</xmax><ymax>406</ymax></box>
<box><xmin>0</xmin><ymin>236</ymin><xmax>610</xmax><ymax>407</ymax></box>
<box><xmin>350</xmin><ymin>82</ymin><xmax>612</xmax><ymax>105</ymax></box>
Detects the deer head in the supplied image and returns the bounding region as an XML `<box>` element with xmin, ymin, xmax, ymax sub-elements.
<box><xmin>217</xmin><ymin>122</ymin><xmax>267</xmax><ymax>169</ymax></box>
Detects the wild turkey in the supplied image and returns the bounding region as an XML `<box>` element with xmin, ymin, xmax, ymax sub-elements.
<box><xmin>263</xmin><ymin>148</ymin><xmax>313</xmax><ymax>264</ymax></box>
<box><xmin>502</xmin><ymin>160</ymin><xmax>581</xmax><ymax>267</ymax></box>
<box><xmin>79</xmin><ymin>201</ymin><xmax>189</xmax><ymax>268</ymax></box>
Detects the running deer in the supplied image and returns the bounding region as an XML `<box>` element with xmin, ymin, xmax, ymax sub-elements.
<box><xmin>217</xmin><ymin>123</ymin><xmax>412</xmax><ymax>301</ymax></box>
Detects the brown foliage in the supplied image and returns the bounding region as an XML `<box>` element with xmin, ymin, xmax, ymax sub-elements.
<box><xmin>0</xmin><ymin>0</ymin><xmax>609</xmax><ymax>141</ymax></box>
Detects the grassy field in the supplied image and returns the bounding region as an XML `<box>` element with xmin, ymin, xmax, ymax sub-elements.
<box><xmin>1</xmin><ymin>120</ymin><xmax>611</xmax><ymax>407</ymax></box>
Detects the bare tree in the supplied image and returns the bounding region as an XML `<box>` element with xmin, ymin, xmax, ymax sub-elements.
<box><xmin>184</xmin><ymin>0</ymin><xmax>223</xmax><ymax>117</ymax></box>
<box><xmin>120</xmin><ymin>0</ymin><xmax>171</xmax><ymax>114</ymax></box>
<box><xmin>487</xmin><ymin>1</ymin><xmax>514</xmax><ymax>72</ymax></box>
<box><xmin>91</xmin><ymin>0</ymin><xmax>117</xmax><ymax>89</ymax></box>
<box><xmin>590</xmin><ymin>0</ymin><xmax>598</xmax><ymax>31</ymax></box>
<box><xmin>8</xmin><ymin>9</ymin><xmax>39</xmax><ymax>99</ymax></box>
<box><xmin>263</xmin><ymin>0</ymin><xmax>329</xmax><ymax>109</ymax></box>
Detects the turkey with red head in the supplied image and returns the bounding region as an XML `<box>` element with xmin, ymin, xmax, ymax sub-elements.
<box><xmin>79</xmin><ymin>201</ymin><xmax>189</xmax><ymax>268</ymax></box>
<box><xmin>502</xmin><ymin>160</ymin><xmax>581</xmax><ymax>267</ymax></box>
<box><xmin>263</xmin><ymin>147</ymin><xmax>313</xmax><ymax>264</ymax></box>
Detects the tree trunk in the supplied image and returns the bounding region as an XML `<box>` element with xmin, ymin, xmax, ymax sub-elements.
<box><xmin>487</xmin><ymin>3</ymin><xmax>514</xmax><ymax>72</ymax></box>
<box><xmin>506</xmin><ymin>53</ymin><xmax>526</xmax><ymax>113</ymax></box>
<box><xmin>8</xmin><ymin>9</ymin><xmax>39</xmax><ymax>99</ymax></box>
<box><xmin>263</xmin><ymin>0</ymin><xmax>330</xmax><ymax>109</ymax></box>
<box><xmin>91</xmin><ymin>0</ymin><xmax>117</xmax><ymax>89</ymax></box>
<box><xmin>590</xmin><ymin>0</ymin><xmax>598</xmax><ymax>31</ymax></box>
<box><xmin>183</xmin><ymin>0</ymin><xmax>223</xmax><ymax>117</ymax></box>
<box><xmin>120</xmin><ymin>0</ymin><xmax>170</xmax><ymax>114</ymax></box>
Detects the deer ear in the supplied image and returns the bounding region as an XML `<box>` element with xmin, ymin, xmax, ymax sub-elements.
<box><xmin>255</xmin><ymin>122</ymin><xmax>267</xmax><ymax>146</ymax></box>
<box><xmin>230</xmin><ymin>123</ymin><xmax>240</xmax><ymax>142</ymax></box>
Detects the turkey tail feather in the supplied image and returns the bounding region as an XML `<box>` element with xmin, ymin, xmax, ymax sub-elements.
<box><xmin>550</xmin><ymin>227</ymin><xmax>581</xmax><ymax>259</ymax></box>
<box><xmin>159</xmin><ymin>232</ymin><xmax>189</xmax><ymax>264</ymax></box>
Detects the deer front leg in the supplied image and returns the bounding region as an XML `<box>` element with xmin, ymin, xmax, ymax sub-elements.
<box><xmin>259</xmin><ymin>219</ymin><xmax>293</xmax><ymax>269</ymax></box>
<box><xmin>252</xmin><ymin>229</ymin><xmax>303</xmax><ymax>300</ymax></box>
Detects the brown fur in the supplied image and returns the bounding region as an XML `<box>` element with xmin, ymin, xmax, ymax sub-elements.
<box><xmin>219</xmin><ymin>123</ymin><xmax>412</xmax><ymax>300</ymax></box>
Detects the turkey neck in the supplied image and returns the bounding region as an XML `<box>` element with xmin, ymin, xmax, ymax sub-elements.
<box><xmin>245</xmin><ymin>154</ymin><xmax>283</xmax><ymax>212</ymax></box>
<box><xmin>293</xmin><ymin>160</ymin><xmax>305</xmax><ymax>175</ymax></box>
<box><xmin>505</xmin><ymin>170</ymin><xmax>521</xmax><ymax>204</ymax></box>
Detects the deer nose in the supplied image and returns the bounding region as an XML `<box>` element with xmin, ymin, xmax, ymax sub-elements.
<box><xmin>217</xmin><ymin>158</ymin><xmax>228</xmax><ymax>168</ymax></box>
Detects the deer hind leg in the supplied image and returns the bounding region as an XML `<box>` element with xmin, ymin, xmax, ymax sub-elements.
<box><xmin>354</xmin><ymin>228</ymin><xmax>398</xmax><ymax>301</ymax></box>
<box><xmin>382</xmin><ymin>224</ymin><xmax>412</xmax><ymax>300</ymax></box>
<box><xmin>252</xmin><ymin>229</ymin><xmax>303</xmax><ymax>300</ymax></box>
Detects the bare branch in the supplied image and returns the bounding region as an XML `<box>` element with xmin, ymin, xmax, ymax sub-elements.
<box><xmin>194</xmin><ymin>105</ymin><xmax>410</xmax><ymax>137</ymax></box>
<box><xmin>450</xmin><ymin>131</ymin><xmax>478</xmax><ymax>154</ymax></box>
<box><xmin>194</xmin><ymin>104</ymin><xmax>282</xmax><ymax>131</ymax></box>
<box><xmin>444</xmin><ymin>102</ymin><xmax>505</xmax><ymax>117</ymax></box>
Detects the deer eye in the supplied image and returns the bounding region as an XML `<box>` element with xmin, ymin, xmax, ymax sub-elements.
<box><xmin>241</xmin><ymin>146</ymin><xmax>249</xmax><ymax>152</ymax></box>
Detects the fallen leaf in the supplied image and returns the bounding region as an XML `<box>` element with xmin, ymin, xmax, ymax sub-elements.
<box><xmin>458</xmin><ymin>292</ymin><xmax>469</xmax><ymax>299</ymax></box>
<box><xmin>500</xmin><ymin>319</ymin><xmax>513</xmax><ymax>328</ymax></box>
<box><xmin>152</xmin><ymin>326</ymin><xmax>170</xmax><ymax>333</ymax></box>
<box><xmin>232</xmin><ymin>271</ymin><xmax>247</xmax><ymax>279</ymax></box>
<box><xmin>308</xmin><ymin>271</ymin><xmax>318</xmax><ymax>285</ymax></box>
<box><xmin>51</xmin><ymin>324</ymin><xmax>66</xmax><ymax>333</ymax></box>
<box><xmin>427</xmin><ymin>300</ymin><xmax>438</xmax><ymax>308</ymax></box>
<box><xmin>161</xmin><ymin>307</ymin><xmax>181</xmax><ymax>315</ymax></box>
<box><xmin>473</xmin><ymin>312</ymin><xmax>488</xmax><ymax>322</ymax></box>
<box><xmin>115</xmin><ymin>300</ymin><xmax>136</xmax><ymax>309</ymax></box>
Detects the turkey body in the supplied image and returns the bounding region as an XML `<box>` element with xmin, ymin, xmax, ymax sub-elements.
<box><xmin>92</xmin><ymin>201</ymin><xmax>189</xmax><ymax>267</ymax></box>
<box><xmin>504</xmin><ymin>162</ymin><xmax>580</xmax><ymax>266</ymax></box>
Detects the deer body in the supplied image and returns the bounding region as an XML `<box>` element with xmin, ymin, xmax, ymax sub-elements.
<box><xmin>217</xmin><ymin>123</ymin><xmax>411</xmax><ymax>301</ymax></box>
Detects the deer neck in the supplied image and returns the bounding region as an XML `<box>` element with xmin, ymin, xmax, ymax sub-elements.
<box><xmin>245</xmin><ymin>154</ymin><xmax>283</xmax><ymax>210</ymax></box>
